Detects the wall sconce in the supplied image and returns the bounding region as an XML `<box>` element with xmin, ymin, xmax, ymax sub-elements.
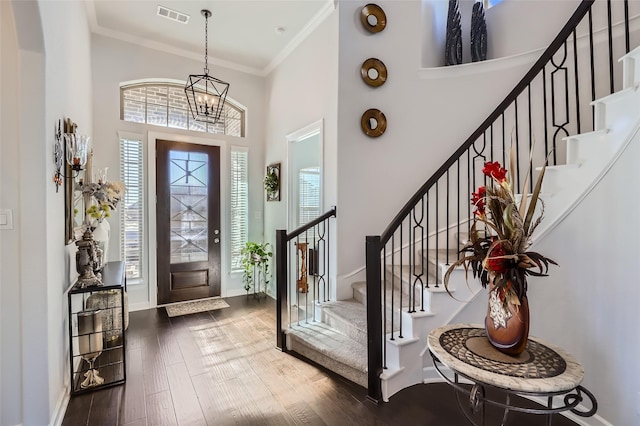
<box><xmin>53</xmin><ymin>118</ymin><xmax>89</xmax><ymax>192</ymax></box>
<box><xmin>65</xmin><ymin>133</ymin><xmax>89</xmax><ymax>172</ymax></box>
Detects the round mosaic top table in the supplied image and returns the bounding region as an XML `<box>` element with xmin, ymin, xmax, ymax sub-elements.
<box><xmin>427</xmin><ymin>324</ymin><xmax>597</xmax><ymax>425</ymax></box>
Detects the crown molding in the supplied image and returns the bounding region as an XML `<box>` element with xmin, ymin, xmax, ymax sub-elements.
<box><xmin>84</xmin><ymin>0</ymin><xmax>335</xmax><ymax>77</ymax></box>
<box><xmin>261</xmin><ymin>0</ymin><xmax>336</xmax><ymax>77</ymax></box>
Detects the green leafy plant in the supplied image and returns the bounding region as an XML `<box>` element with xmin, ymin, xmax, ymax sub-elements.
<box><xmin>264</xmin><ymin>170</ymin><xmax>279</xmax><ymax>194</ymax></box>
<box><xmin>240</xmin><ymin>242</ymin><xmax>273</xmax><ymax>292</ymax></box>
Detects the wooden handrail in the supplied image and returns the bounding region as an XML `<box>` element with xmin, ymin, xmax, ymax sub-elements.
<box><xmin>286</xmin><ymin>206</ymin><xmax>337</xmax><ymax>241</ymax></box>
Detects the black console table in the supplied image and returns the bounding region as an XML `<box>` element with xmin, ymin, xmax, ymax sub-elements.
<box><xmin>428</xmin><ymin>324</ymin><xmax>597</xmax><ymax>426</ymax></box>
<box><xmin>68</xmin><ymin>261</ymin><xmax>127</xmax><ymax>395</ymax></box>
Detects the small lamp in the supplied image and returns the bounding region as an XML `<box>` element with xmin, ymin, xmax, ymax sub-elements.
<box><xmin>53</xmin><ymin>119</ymin><xmax>89</xmax><ymax>191</ymax></box>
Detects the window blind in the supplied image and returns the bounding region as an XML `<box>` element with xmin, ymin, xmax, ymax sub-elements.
<box><xmin>299</xmin><ymin>167</ymin><xmax>321</xmax><ymax>226</ymax></box>
<box><xmin>120</xmin><ymin>138</ymin><xmax>144</xmax><ymax>281</ymax></box>
<box><xmin>230</xmin><ymin>147</ymin><xmax>249</xmax><ymax>271</ymax></box>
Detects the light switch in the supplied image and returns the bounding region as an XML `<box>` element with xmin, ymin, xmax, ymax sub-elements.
<box><xmin>0</xmin><ymin>209</ymin><xmax>13</xmax><ymax>230</ymax></box>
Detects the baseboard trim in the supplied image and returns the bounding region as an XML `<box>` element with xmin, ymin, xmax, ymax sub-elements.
<box><xmin>422</xmin><ymin>367</ymin><xmax>611</xmax><ymax>426</ymax></box>
<box><xmin>50</xmin><ymin>383</ymin><xmax>70</xmax><ymax>426</ymax></box>
<box><xmin>224</xmin><ymin>288</ymin><xmax>252</xmax><ymax>298</ymax></box>
<box><xmin>127</xmin><ymin>301</ymin><xmax>150</xmax><ymax>312</ymax></box>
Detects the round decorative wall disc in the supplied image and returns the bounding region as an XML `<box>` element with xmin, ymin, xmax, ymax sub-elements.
<box><xmin>360</xmin><ymin>4</ymin><xmax>387</xmax><ymax>33</ymax></box>
<box><xmin>361</xmin><ymin>109</ymin><xmax>387</xmax><ymax>138</ymax></box>
<box><xmin>361</xmin><ymin>58</ymin><xmax>387</xmax><ymax>87</ymax></box>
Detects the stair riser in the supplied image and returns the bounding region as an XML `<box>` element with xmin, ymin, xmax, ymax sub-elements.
<box><xmin>621</xmin><ymin>48</ymin><xmax>640</xmax><ymax>89</ymax></box>
<box><xmin>352</xmin><ymin>281</ymin><xmax>432</xmax><ymax>313</ymax></box>
<box><xmin>320</xmin><ymin>310</ymin><xmax>367</xmax><ymax>346</ymax></box>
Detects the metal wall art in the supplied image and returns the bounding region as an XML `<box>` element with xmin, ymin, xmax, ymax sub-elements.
<box><xmin>361</xmin><ymin>108</ymin><xmax>387</xmax><ymax>138</ymax></box>
<box><xmin>361</xmin><ymin>58</ymin><xmax>387</xmax><ymax>87</ymax></box>
<box><xmin>445</xmin><ymin>0</ymin><xmax>462</xmax><ymax>65</ymax></box>
<box><xmin>471</xmin><ymin>1</ymin><xmax>488</xmax><ymax>62</ymax></box>
<box><xmin>360</xmin><ymin>4</ymin><xmax>387</xmax><ymax>33</ymax></box>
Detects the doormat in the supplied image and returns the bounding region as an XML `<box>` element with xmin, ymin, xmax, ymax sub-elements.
<box><xmin>164</xmin><ymin>297</ymin><xmax>230</xmax><ymax>318</ymax></box>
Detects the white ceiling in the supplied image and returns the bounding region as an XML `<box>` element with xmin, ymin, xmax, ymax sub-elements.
<box><xmin>86</xmin><ymin>0</ymin><xmax>335</xmax><ymax>76</ymax></box>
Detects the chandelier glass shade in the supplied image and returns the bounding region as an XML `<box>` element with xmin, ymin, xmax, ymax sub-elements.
<box><xmin>64</xmin><ymin>133</ymin><xmax>89</xmax><ymax>172</ymax></box>
<box><xmin>185</xmin><ymin>9</ymin><xmax>230</xmax><ymax>125</ymax></box>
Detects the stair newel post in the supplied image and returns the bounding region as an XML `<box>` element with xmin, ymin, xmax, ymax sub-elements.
<box><xmin>366</xmin><ymin>235</ymin><xmax>383</xmax><ymax>403</ymax></box>
<box><xmin>276</xmin><ymin>229</ymin><xmax>288</xmax><ymax>351</ymax></box>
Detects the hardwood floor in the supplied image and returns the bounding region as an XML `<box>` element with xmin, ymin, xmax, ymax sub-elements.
<box><xmin>62</xmin><ymin>295</ymin><xmax>578</xmax><ymax>426</ymax></box>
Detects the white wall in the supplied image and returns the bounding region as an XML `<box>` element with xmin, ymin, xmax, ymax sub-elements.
<box><xmin>1</xmin><ymin>3</ymin><xmax>24</xmax><ymax>425</ymax></box>
<box><xmin>263</xmin><ymin>8</ymin><xmax>339</xmax><ymax>291</ymax></box>
<box><xmin>530</xmin><ymin>135</ymin><xmax>640</xmax><ymax>425</ymax></box>
<box><xmin>40</xmin><ymin>1</ymin><xmax>94</xmax><ymax>421</ymax></box>
<box><xmin>91</xmin><ymin>35</ymin><xmax>267</xmax><ymax>304</ymax></box>
<box><xmin>1</xmin><ymin>1</ymin><xmax>92</xmax><ymax>424</ymax></box>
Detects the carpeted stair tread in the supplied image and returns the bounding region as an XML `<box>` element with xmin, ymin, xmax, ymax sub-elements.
<box><xmin>285</xmin><ymin>322</ymin><xmax>367</xmax><ymax>381</ymax></box>
<box><xmin>321</xmin><ymin>300</ymin><xmax>367</xmax><ymax>325</ymax></box>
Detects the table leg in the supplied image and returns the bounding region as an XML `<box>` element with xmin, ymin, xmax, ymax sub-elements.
<box><xmin>547</xmin><ymin>396</ymin><xmax>554</xmax><ymax>426</ymax></box>
<box><xmin>500</xmin><ymin>394</ymin><xmax>511</xmax><ymax>426</ymax></box>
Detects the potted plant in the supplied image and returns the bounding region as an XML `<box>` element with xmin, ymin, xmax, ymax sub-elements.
<box><xmin>240</xmin><ymin>241</ymin><xmax>273</xmax><ymax>294</ymax></box>
<box><xmin>444</xmin><ymin>155</ymin><xmax>557</xmax><ymax>355</ymax></box>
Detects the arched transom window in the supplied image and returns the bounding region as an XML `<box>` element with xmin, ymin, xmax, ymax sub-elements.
<box><xmin>120</xmin><ymin>81</ymin><xmax>245</xmax><ymax>137</ymax></box>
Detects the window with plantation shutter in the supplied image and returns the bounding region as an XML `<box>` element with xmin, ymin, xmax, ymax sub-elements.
<box><xmin>120</xmin><ymin>138</ymin><xmax>144</xmax><ymax>282</ymax></box>
<box><xmin>299</xmin><ymin>167</ymin><xmax>320</xmax><ymax>226</ymax></box>
<box><xmin>230</xmin><ymin>147</ymin><xmax>249</xmax><ymax>271</ymax></box>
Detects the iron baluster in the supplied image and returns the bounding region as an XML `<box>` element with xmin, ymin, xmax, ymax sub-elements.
<box><xmin>399</xmin><ymin>222</ymin><xmax>403</xmax><ymax>338</ymax></box>
<box><xmin>573</xmin><ymin>29</ymin><xmax>581</xmax><ymax>136</ymax></box>
<box><xmin>607</xmin><ymin>0</ymin><xmax>614</xmax><ymax>94</ymax></box>
<box><xmin>624</xmin><ymin>0</ymin><xmax>630</xmax><ymax>54</ymax></box>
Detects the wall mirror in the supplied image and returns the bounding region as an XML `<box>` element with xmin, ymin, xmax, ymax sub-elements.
<box><xmin>360</xmin><ymin>4</ymin><xmax>387</xmax><ymax>33</ymax></box>
<box><xmin>361</xmin><ymin>109</ymin><xmax>387</xmax><ymax>137</ymax></box>
<box><xmin>64</xmin><ymin>119</ymin><xmax>87</xmax><ymax>243</ymax></box>
<box><xmin>361</xmin><ymin>58</ymin><xmax>387</xmax><ymax>87</ymax></box>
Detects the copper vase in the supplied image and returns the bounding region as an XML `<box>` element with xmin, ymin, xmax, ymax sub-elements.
<box><xmin>485</xmin><ymin>283</ymin><xmax>530</xmax><ymax>356</ymax></box>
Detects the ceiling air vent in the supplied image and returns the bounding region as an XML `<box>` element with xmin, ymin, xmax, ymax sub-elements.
<box><xmin>157</xmin><ymin>6</ymin><xmax>190</xmax><ymax>24</ymax></box>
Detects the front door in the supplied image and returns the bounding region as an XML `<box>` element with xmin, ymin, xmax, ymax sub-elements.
<box><xmin>156</xmin><ymin>139</ymin><xmax>221</xmax><ymax>304</ymax></box>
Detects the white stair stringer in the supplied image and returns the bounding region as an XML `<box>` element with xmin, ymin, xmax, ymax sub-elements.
<box><xmin>537</xmin><ymin>94</ymin><xmax>640</xmax><ymax>241</ymax></box>
<box><xmin>380</xmin><ymin>265</ymin><xmax>482</xmax><ymax>401</ymax></box>
<box><xmin>381</xmin><ymin>45</ymin><xmax>640</xmax><ymax>402</ymax></box>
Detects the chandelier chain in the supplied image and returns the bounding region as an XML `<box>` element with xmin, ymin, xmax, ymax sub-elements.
<box><xmin>204</xmin><ymin>12</ymin><xmax>209</xmax><ymax>74</ymax></box>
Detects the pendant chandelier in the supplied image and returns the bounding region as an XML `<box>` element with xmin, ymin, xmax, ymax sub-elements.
<box><xmin>185</xmin><ymin>9</ymin><xmax>230</xmax><ymax>125</ymax></box>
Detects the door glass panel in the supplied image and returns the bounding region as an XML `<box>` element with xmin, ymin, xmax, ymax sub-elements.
<box><xmin>169</xmin><ymin>150</ymin><xmax>208</xmax><ymax>264</ymax></box>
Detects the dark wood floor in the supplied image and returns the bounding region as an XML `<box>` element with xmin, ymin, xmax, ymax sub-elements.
<box><xmin>62</xmin><ymin>295</ymin><xmax>578</xmax><ymax>426</ymax></box>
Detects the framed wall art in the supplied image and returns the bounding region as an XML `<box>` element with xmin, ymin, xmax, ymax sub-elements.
<box><xmin>265</xmin><ymin>163</ymin><xmax>281</xmax><ymax>202</ymax></box>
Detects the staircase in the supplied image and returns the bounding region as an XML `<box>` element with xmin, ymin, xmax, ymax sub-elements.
<box><xmin>286</xmin><ymin>43</ymin><xmax>640</xmax><ymax>397</ymax></box>
<box><xmin>279</xmin><ymin>0</ymin><xmax>638</xmax><ymax>411</ymax></box>
<box><xmin>286</xmin><ymin>245</ymin><xmax>476</xmax><ymax>392</ymax></box>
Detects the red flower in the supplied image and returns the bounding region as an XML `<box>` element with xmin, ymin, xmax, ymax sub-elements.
<box><xmin>482</xmin><ymin>161</ymin><xmax>508</xmax><ymax>183</ymax></box>
<box><xmin>485</xmin><ymin>243</ymin><xmax>509</xmax><ymax>273</ymax></box>
<box><xmin>472</xmin><ymin>186</ymin><xmax>486</xmax><ymax>216</ymax></box>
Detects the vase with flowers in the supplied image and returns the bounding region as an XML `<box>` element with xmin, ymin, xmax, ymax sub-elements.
<box><xmin>444</xmin><ymin>155</ymin><xmax>557</xmax><ymax>356</ymax></box>
<box><xmin>81</xmin><ymin>177</ymin><xmax>125</xmax><ymax>272</ymax></box>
